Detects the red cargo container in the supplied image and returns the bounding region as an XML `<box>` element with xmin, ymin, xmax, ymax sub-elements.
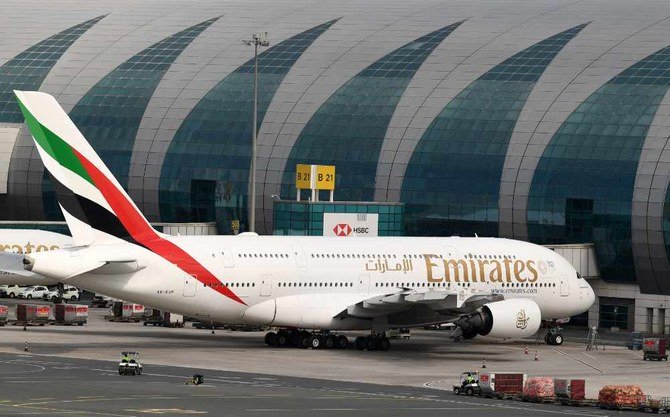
<box><xmin>642</xmin><ymin>337</ymin><xmax>668</xmax><ymax>361</ymax></box>
<box><xmin>54</xmin><ymin>304</ymin><xmax>88</xmax><ymax>325</ymax></box>
<box><xmin>0</xmin><ymin>305</ymin><xmax>7</xmax><ymax>325</ymax></box>
<box><xmin>479</xmin><ymin>372</ymin><xmax>526</xmax><ymax>396</ymax></box>
<box><xmin>554</xmin><ymin>379</ymin><xmax>586</xmax><ymax>401</ymax></box>
<box><xmin>16</xmin><ymin>304</ymin><xmax>50</xmax><ymax>324</ymax></box>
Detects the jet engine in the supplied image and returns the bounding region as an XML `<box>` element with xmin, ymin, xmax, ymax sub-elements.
<box><xmin>455</xmin><ymin>298</ymin><xmax>541</xmax><ymax>341</ymax></box>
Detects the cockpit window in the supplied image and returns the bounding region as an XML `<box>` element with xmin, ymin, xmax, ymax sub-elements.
<box><xmin>577</xmin><ymin>272</ymin><xmax>583</xmax><ymax>279</ymax></box>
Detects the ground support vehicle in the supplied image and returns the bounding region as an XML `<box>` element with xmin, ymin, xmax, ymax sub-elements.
<box><xmin>453</xmin><ymin>371</ymin><xmax>481</xmax><ymax>396</ymax></box>
<box><xmin>53</xmin><ymin>304</ymin><xmax>88</xmax><ymax>325</ymax></box>
<box><xmin>642</xmin><ymin>337</ymin><xmax>668</xmax><ymax>361</ymax></box>
<box><xmin>118</xmin><ymin>352</ymin><xmax>142</xmax><ymax>376</ymax></box>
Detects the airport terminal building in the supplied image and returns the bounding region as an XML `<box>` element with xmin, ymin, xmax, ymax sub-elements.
<box><xmin>1</xmin><ymin>0</ymin><xmax>670</xmax><ymax>333</ymax></box>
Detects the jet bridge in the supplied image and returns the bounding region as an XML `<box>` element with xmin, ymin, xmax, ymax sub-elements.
<box><xmin>543</xmin><ymin>243</ymin><xmax>599</xmax><ymax>279</ymax></box>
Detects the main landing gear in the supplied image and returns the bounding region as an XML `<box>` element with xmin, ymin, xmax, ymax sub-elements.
<box><xmin>353</xmin><ymin>334</ymin><xmax>391</xmax><ymax>351</ymax></box>
<box><xmin>264</xmin><ymin>329</ymin><xmax>349</xmax><ymax>349</ymax></box>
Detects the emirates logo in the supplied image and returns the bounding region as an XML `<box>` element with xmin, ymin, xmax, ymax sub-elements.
<box><xmin>516</xmin><ymin>309</ymin><xmax>529</xmax><ymax>330</ymax></box>
<box><xmin>333</xmin><ymin>224</ymin><xmax>352</xmax><ymax>236</ymax></box>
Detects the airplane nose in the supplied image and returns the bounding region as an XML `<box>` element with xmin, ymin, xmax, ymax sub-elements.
<box><xmin>585</xmin><ymin>283</ymin><xmax>596</xmax><ymax>308</ymax></box>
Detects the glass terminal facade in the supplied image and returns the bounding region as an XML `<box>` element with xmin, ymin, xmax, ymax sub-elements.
<box><xmin>2</xmin><ymin>2</ymin><xmax>670</xmax><ymax>296</ymax></box>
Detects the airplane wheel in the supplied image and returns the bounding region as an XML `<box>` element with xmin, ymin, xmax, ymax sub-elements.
<box><xmin>553</xmin><ymin>334</ymin><xmax>563</xmax><ymax>345</ymax></box>
<box><xmin>300</xmin><ymin>331</ymin><xmax>311</xmax><ymax>348</ymax></box>
<box><xmin>290</xmin><ymin>330</ymin><xmax>302</xmax><ymax>347</ymax></box>
<box><xmin>309</xmin><ymin>335</ymin><xmax>321</xmax><ymax>349</ymax></box>
<box><xmin>277</xmin><ymin>331</ymin><xmax>289</xmax><ymax>347</ymax></box>
<box><xmin>324</xmin><ymin>335</ymin><xmax>335</xmax><ymax>349</ymax></box>
<box><xmin>264</xmin><ymin>332</ymin><xmax>278</xmax><ymax>346</ymax></box>
<box><xmin>365</xmin><ymin>336</ymin><xmax>377</xmax><ymax>351</ymax></box>
<box><xmin>379</xmin><ymin>337</ymin><xmax>391</xmax><ymax>351</ymax></box>
<box><xmin>336</xmin><ymin>335</ymin><xmax>349</xmax><ymax>349</ymax></box>
<box><xmin>354</xmin><ymin>336</ymin><xmax>366</xmax><ymax>350</ymax></box>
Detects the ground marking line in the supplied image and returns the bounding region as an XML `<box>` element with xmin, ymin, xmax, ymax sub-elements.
<box><xmin>552</xmin><ymin>348</ymin><xmax>604</xmax><ymax>374</ymax></box>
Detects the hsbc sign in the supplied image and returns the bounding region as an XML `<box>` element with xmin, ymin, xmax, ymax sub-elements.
<box><xmin>324</xmin><ymin>213</ymin><xmax>378</xmax><ymax>237</ymax></box>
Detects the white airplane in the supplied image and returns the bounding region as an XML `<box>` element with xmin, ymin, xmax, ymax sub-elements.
<box><xmin>15</xmin><ymin>90</ymin><xmax>595</xmax><ymax>350</ymax></box>
<box><xmin>0</xmin><ymin>229</ymin><xmax>73</xmax><ymax>285</ymax></box>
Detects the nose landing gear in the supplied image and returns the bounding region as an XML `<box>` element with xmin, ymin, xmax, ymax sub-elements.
<box><xmin>545</xmin><ymin>326</ymin><xmax>564</xmax><ymax>345</ymax></box>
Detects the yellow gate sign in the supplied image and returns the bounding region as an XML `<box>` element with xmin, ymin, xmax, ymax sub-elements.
<box><xmin>316</xmin><ymin>165</ymin><xmax>335</xmax><ymax>190</ymax></box>
<box><xmin>296</xmin><ymin>164</ymin><xmax>313</xmax><ymax>189</ymax></box>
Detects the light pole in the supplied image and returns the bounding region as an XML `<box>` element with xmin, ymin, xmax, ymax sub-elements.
<box><xmin>243</xmin><ymin>32</ymin><xmax>269</xmax><ymax>233</ymax></box>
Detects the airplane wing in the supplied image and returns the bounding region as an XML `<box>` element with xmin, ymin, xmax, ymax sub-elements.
<box><xmin>343</xmin><ymin>284</ymin><xmax>502</xmax><ymax>320</ymax></box>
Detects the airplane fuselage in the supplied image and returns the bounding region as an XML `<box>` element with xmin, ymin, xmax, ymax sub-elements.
<box><xmin>61</xmin><ymin>235</ymin><xmax>595</xmax><ymax>330</ymax></box>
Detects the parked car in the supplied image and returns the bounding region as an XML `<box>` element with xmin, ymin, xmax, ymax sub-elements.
<box><xmin>18</xmin><ymin>285</ymin><xmax>51</xmax><ymax>299</ymax></box>
<box><xmin>91</xmin><ymin>294</ymin><xmax>114</xmax><ymax>308</ymax></box>
<box><xmin>43</xmin><ymin>286</ymin><xmax>80</xmax><ymax>301</ymax></box>
<box><xmin>2</xmin><ymin>285</ymin><xmax>24</xmax><ymax>298</ymax></box>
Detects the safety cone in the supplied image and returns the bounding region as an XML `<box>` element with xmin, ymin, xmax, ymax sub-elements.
<box><xmin>482</xmin><ymin>359</ymin><xmax>487</xmax><ymax>368</ymax></box>
<box><xmin>24</xmin><ymin>342</ymin><xmax>28</xmax><ymax>352</ymax></box>
<box><xmin>524</xmin><ymin>346</ymin><xmax>529</xmax><ymax>355</ymax></box>
<box><xmin>534</xmin><ymin>350</ymin><xmax>539</xmax><ymax>361</ymax></box>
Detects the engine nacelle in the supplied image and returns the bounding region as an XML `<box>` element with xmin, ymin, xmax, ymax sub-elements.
<box><xmin>455</xmin><ymin>299</ymin><xmax>541</xmax><ymax>341</ymax></box>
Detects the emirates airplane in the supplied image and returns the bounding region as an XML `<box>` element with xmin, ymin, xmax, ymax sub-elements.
<box><xmin>15</xmin><ymin>90</ymin><xmax>595</xmax><ymax>350</ymax></box>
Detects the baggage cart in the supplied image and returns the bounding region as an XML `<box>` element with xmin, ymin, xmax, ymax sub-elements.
<box><xmin>105</xmin><ymin>302</ymin><xmax>144</xmax><ymax>322</ymax></box>
<box><xmin>0</xmin><ymin>305</ymin><xmax>7</xmax><ymax>326</ymax></box>
<box><xmin>642</xmin><ymin>337</ymin><xmax>668</xmax><ymax>361</ymax></box>
<box><xmin>554</xmin><ymin>378</ymin><xmax>586</xmax><ymax>403</ymax></box>
<box><xmin>479</xmin><ymin>372</ymin><xmax>526</xmax><ymax>398</ymax></box>
<box><xmin>143</xmin><ymin>308</ymin><xmax>163</xmax><ymax>326</ymax></box>
<box><xmin>15</xmin><ymin>304</ymin><xmax>50</xmax><ymax>325</ymax></box>
<box><xmin>54</xmin><ymin>304</ymin><xmax>88</xmax><ymax>325</ymax></box>
<box><xmin>163</xmin><ymin>312</ymin><xmax>184</xmax><ymax>328</ymax></box>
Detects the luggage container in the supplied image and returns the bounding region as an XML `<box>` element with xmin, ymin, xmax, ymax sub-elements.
<box><xmin>143</xmin><ymin>308</ymin><xmax>163</xmax><ymax>326</ymax></box>
<box><xmin>554</xmin><ymin>379</ymin><xmax>586</xmax><ymax>402</ymax></box>
<box><xmin>16</xmin><ymin>304</ymin><xmax>50</xmax><ymax>325</ymax></box>
<box><xmin>479</xmin><ymin>372</ymin><xmax>526</xmax><ymax>397</ymax></box>
<box><xmin>123</xmin><ymin>303</ymin><xmax>145</xmax><ymax>321</ymax></box>
<box><xmin>106</xmin><ymin>302</ymin><xmax>145</xmax><ymax>322</ymax></box>
<box><xmin>642</xmin><ymin>337</ymin><xmax>668</xmax><ymax>361</ymax></box>
<box><xmin>0</xmin><ymin>305</ymin><xmax>7</xmax><ymax>326</ymax></box>
<box><xmin>163</xmin><ymin>312</ymin><xmax>184</xmax><ymax>328</ymax></box>
<box><xmin>54</xmin><ymin>304</ymin><xmax>88</xmax><ymax>325</ymax></box>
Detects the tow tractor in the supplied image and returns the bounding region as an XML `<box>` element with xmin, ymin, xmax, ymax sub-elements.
<box><xmin>118</xmin><ymin>351</ymin><xmax>143</xmax><ymax>376</ymax></box>
<box><xmin>453</xmin><ymin>371</ymin><xmax>481</xmax><ymax>396</ymax></box>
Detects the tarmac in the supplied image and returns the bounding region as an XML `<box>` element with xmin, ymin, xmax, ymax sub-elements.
<box><xmin>0</xmin><ymin>302</ymin><xmax>668</xmax><ymax>416</ymax></box>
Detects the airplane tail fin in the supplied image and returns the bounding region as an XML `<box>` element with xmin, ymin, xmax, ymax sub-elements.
<box><xmin>14</xmin><ymin>90</ymin><xmax>160</xmax><ymax>246</ymax></box>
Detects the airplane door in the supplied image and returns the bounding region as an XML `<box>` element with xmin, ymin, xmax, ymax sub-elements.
<box><xmin>220</xmin><ymin>247</ymin><xmax>235</xmax><ymax>268</ymax></box>
<box><xmin>359</xmin><ymin>274</ymin><xmax>370</xmax><ymax>295</ymax></box>
<box><xmin>260</xmin><ymin>274</ymin><xmax>272</xmax><ymax>297</ymax></box>
<box><xmin>183</xmin><ymin>274</ymin><xmax>197</xmax><ymax>297</ymax></box>
<box><xmin>560</xmin><ymin>275</ymin><xmax>569</xmax><ymax>297</ymax></box>
<box><xmin>292</xmin><ymin>246</ymin><xmax>307</xmax><ymax>268</ymax></box>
